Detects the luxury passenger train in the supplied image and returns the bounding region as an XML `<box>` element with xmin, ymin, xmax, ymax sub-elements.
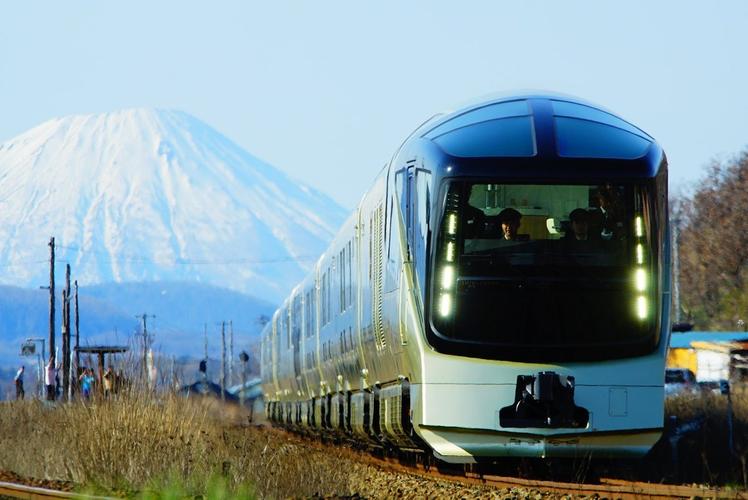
<box><xmin>260</xmin><ymin>92</ymin><xmax>670</xmax><ymax>462</ymax></box>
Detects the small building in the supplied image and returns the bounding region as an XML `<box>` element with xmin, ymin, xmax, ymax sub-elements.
<box><xmin>228</xmin><ymin>378</ymin><xmax>263</xmax><ymax>414</ymax></box>
<box><xmin>668</xmin><ymin>331</ymin><xmax>748</xmax><ymax>383</ymax></box>
<box><xmin>178</xmin><ymin>380</ymin><xmax>238</xmax><ymax>402</ymax></box>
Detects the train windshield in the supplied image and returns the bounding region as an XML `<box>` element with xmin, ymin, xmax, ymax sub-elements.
<box><xmin>430</xmin><ymin>181</ymin><xmax>659</xmax><ymax>361</ymax></box>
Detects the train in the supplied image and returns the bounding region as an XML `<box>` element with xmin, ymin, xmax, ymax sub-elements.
<box><xmin>260</xmin><ymin>92</ymin><xmax>670</xmax><ymax>462</ymax></box>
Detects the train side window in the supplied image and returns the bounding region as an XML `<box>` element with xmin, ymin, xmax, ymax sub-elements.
<box><xmin>369</xmin><ymin>215</ymin><xmax>373</xmax><ymax>281</ymax></box>
<box><xmin>286</xmin><ymin>307</ymin><xmax>291</xmax><ymax>349</ymax></box>
<box><xmin>305</xmin><ymin>289</ymin><xmax>314</xmax><ymax>338</ymax></box>
<box><xmin>292</xmin><ymin>295</ymin><xmax>301</xmax><ymax>348</ymax></box>
<box><xmin>414</xmin><ymin>168</ymin><xmax>432</xmax><ymax>291</ymax></box>
<box><xmin>311</xmin><ymin>289</ymin><xmax>317</xmax><ymax>336</ymax></box>
<box><xmin>304</xmin><ymin>290</ymin><xmax>309</xmax><ymax>338</ymax></box>
<box><xmin>321</xmin><ymin>271</ymin><xmax>327</xmax><ymax>325</ymax></box>
<box><xmin>387</xmin><ymin>197</ymin><xmax>394</xmax><ymax>259</ymax></box>
<box><xmin>347</xmin><ymin>240</ymin><xmax>353</xmax><ymax>307</ymax></box>
<box><xmin>273</xmin><ymin>315</ymin><xmax>279</xmax><ymax>361</ymax></box>
<box><xmin>326</xmin><ymin>270</ymin><xmax>331</xmax><ymax>323</ymax></box>
<box><xmin>340</xmin><ymin>246</ymin><xmax>347</xmax><ymax>312</ymax></box>
<box><xmin>395</xmin><ymin>162</ymin><xmax>417</xmax><ymax>259</ymax></box>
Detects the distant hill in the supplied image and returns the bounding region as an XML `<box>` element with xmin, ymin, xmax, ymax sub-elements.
<box><xmin>0</xmin><ymin>282</ymin><xmax>275</xmax><ymax>370</ymax></box>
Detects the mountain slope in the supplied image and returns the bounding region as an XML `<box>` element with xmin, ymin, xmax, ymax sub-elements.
<box><xmin>0</xmin><ymin>109</ymin><xmax>346</xmax><ymax>301</ymax></box>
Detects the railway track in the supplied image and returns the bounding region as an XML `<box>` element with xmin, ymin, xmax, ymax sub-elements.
<box><xmin>273</xmin><ymin>426</ymin><xmax>748</xmax><ymax>499</ymax></box>
<box><xmin>0</xmin><ymin>481</ymin><xmax>113</xmax><ymax>500</ymax></box>
<box><xmin>365</xmin><ymin>453</ymin><xmax>747</xmax><ymax>499</ymax></box>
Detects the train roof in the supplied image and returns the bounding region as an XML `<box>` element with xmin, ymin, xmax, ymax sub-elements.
<box><xmin>416</xmin><ymin>92</ymin><xmax>660</xmax><ymax>164</ymax></box>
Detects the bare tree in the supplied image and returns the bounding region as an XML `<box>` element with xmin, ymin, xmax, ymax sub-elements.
<box><xmin>678</xmin><ymin>149</ymin><xmax>748</xmax><ymax>329</ymax></box>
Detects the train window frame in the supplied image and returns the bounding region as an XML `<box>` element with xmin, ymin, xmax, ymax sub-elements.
<box><xmin>427</xmin><ymin>177</ymin><xmax>662</xmax><ymax>363</ymax></box>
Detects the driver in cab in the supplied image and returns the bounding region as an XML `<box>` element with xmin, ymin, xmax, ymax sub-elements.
<box><xmin>497</xmin><ymin>208</ymin><xmax>528</xmax><ymax>241</ymax></box>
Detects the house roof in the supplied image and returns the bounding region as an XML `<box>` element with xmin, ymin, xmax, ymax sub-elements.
<box><xmin>670</xmin><ymin>331</ymin><xmax>748</xmax><ymax>349</ymax></box>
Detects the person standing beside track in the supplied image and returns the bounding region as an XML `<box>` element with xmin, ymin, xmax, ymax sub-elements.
<box><xmin>79</xmin><ymin>368</ymin><xmax>95</xmax><ymax>400</ymax></box>
<box><xmin>103</xmin><ymin>367</ymin><xmax>114</xmax><ymax>399</ymax></box>
<box><xmin>14</xmin><ymin>366</ymin><xmax>25</xmax><ymax>400</ymax></box>
<box><xmin>45</xmin><ymin>356</ymin><xmax>56</xmax><ymax>401</ymax></box>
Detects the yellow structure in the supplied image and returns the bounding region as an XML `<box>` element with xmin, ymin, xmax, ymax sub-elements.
<box><xmin>667</xmin><ymin>347</ymin><xmax>697</xmax><ymax>374</ymax></box>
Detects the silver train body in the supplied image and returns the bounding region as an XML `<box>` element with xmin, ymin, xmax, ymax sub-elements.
<box><xmin>261</xmin><ymin>92</ymin><xmax>670</xmax><ymax>462</ymax></box>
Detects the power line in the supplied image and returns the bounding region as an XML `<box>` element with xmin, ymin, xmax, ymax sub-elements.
<box><xmin>0</xmin><ymin>259</ymin><xmax>50</xmax><ymax>268</ymax></box>
<box><xmin>54</xmin><ymin>244</ymin><xmax>318</xmax><ymax>265</ymax></box>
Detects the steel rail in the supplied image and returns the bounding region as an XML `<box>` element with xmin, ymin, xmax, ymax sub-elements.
<box><xmin>0</xmin><ymin>481</ymin><xmax>115</xmax><ymax>500</ymax></box>
<box><xmin>473</xmin><ymin>473</ymin><xmax>747</xmax><ymax>499</ymax></box>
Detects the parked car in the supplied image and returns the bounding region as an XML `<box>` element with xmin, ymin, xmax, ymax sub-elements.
<box><xmin>697</xmin><ymin>379</ymin><xmax>731</xmax><ymax>395</ymax></box>
<box><xmin>665</xmin><ymin>368</ymin><xmax>698</xmax><ymax>396</ymax></box>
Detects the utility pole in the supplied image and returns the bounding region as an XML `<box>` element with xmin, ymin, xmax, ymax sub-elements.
<box><xmin>61</xmin><ymin>288</ymin><xmax>68</xmax><ymax>399</ymax></box>
<box><xmin>672</xmin><ymin>219</ymin><xmax>681</xmax><ymax>324</ymax></box>
<box><xmin>74</xmin><ymin>280</ymin><xmax>80</xmax><ymax>383</ymax></box>
<box><xmin>137</xmin><ymin>313</ymin><xmax>155</xmax><ymax>388</ymax></box>
<box><xmin>239</xmin><ymin>350</ymin><xmax>249</xmax><ymax>408</ymax></box>
<box><xmin>229</xmin><ymin>320</ymin><xmax>234</xmax><ymax>387</ymax></box>
<box><xmin>62</xmin><ymin>264</ymin><xmax>71</xmax><ymax>400</ymax></box>
<box><xmin>48</xmin><ymin>238</ymin><xmax>55</xmax><ymax>369</ymax></box>
<box><xmin>203</xmin><ymin>323</ymin><xmax>208</xmax><ymax>384</ymax></box>
<box><xmin>221</xmin><ymin>321</ymin><xmax>226</xmax><ymax>403</ymax></box>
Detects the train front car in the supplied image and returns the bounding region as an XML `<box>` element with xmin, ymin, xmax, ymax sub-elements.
<box><xmin>404</xmin><ymin>94</ymin><xmax>669</xmax><ymax>462</ymax></box>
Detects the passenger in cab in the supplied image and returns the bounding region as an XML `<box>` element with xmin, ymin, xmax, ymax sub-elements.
<box><xmin>463</xmin><ymin>204</ymin><xmax>486</xmax><ymax>238</ymax></box>
<box><xmin>498</xmin><ymin>208</ymin><xmax>528</xmax><ymax>241</ymax></box>
<box><xmin>593</xmin><ymin>183</ymin><xmax>624</xmax><ymax>240</ymax></box>
<box><xmin>563</xmin><ymin>208</ymin><xmax>605</xmax><ymax>254</ymax></box>
<box><xmin>566</xmin><ymin>208</ymin><xmax>590</xmax><ymax>241</ymax></box>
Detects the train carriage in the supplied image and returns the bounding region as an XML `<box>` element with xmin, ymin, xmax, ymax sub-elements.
<box><xmin>261</xmin><ymin>92</ymin><xmax>670</xmax><ymax>462</ymax></box>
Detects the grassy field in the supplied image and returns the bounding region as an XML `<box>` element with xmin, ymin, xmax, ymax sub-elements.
<box><xmin>0</xmin><ymin>387</ymin><xmax>746</xmax><ymax>497</ymax></box>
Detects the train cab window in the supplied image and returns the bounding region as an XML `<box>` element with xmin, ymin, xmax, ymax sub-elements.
<box><xmin>551</xmin><ymin>101</ymin><xmax>652</xmax><ymax>160</ymax></box>
<box><xmin>430</xmin><ymin>180</ymin><xmax>659</xmax><ymax>362</ymax></box>
<box><xmin>423</xmin><ymin>99</ymin><xmax>530</xmax><ymax>139</ymax></box>
<box><xmin>430</xmin><ymin>116</ymin><xmax>536</xmax><ymax>158</ymax></box>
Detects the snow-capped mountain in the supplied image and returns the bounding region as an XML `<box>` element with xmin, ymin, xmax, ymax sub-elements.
<box><xmin>0</xmin><ymin>109</ymin><xmax>346</xmax><ymax>302</ymax></box>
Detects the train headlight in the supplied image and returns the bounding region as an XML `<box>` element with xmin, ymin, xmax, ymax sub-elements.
<box><xmin>438</xmin><ymin>294</ymin><xmax>452</xmax><ymax>317</ymax></box>
<box><xmin>636</xmin><ymin>295</ymin><xmax>648</xmax><ymax>319</ymax></box>
<box><xmin>446</xmin><ymin>242</ymin><xmax>455</xmax><ymax>262</ymax></box>
<box><xmin>441</xmin><ymin>265</ymin><xmax>455</xmax><ymax>290</ymax></box>
<box><xmin>447</xmin><ymin>213</ymin><xmax>458</xmax><ymax>235</ymax></box>
<box><xmin>632</xmin><ymin>214</ymin><xmax>650</xmax><ymax>322</ymax></box>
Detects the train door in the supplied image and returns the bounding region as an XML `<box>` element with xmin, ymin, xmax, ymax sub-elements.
<box><xmin>413</xmin><ymin>167</ymin><xmax>431</xmax><ymax>296</ymax></box>
<box><xmin>405</xmin><ymin>163</ymin><xmax>416</xmax><ymax>261</ymax></box>
<box><xmin>400</xmin><ymin>161</ymin><xmax>431</xmax><ymax>300</ymax></box>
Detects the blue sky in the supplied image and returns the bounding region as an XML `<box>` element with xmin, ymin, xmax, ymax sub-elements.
<box><xmin>1</xmin><ymin>1</ymin><xmax>747</xmax><ymax>209</ymax></box>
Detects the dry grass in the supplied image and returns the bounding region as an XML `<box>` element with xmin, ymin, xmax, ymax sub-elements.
<box><xmin>660</xmin><ymin>388</ymin><xmax>748</xmax><ymax>487</ymax></box>
<box><xmin>0</xmin><ymin>390</ymin><xmax>365</xmax><ymax>498</ymax></box>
